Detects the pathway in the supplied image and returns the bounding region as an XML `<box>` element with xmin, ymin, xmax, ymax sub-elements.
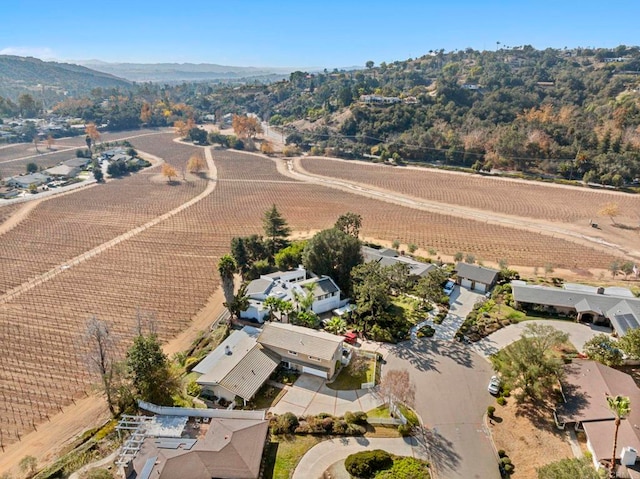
<box><xmin>292</xmin><ymin>436</ymin><xmax>427</xmax><ymax>479</ymax></box>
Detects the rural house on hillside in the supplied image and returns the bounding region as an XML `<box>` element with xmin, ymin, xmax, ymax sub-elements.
<box><xmin>454</xmin><ymin>262</ymin><xmax>499</xmax><ymax>293</ymax></box>
<box><xmin>362</xmin><ymin>245</ymin><xmax>437</xmax><ymax>278</ymax></box>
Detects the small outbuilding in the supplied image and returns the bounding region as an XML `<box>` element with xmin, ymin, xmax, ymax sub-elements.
<box><xmin>454</xmin><ymin>263</ymin><xmax>499</xmax><ymax>293</ymax></box>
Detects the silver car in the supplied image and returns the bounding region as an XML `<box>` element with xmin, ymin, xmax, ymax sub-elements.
<box><xmin>488</xmin><ymin>376</ymin><xmax>501</xmax><ymax>395</ymax></box>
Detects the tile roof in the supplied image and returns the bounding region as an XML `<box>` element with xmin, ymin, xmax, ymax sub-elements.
<box><xmin>257</xmin><ymin>322</ymin><xmax>343</xmax><ymax>361</ymax></box>
<box><xmin>132</xmin><ymin>418</ymin><xmax>269</xmax><ymax>479</ymax></box>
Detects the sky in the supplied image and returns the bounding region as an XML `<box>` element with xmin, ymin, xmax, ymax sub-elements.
<box><xmin>1</xmin><ymin>0</ymin><xmax>639</xmax><ymax>68</ymax></box>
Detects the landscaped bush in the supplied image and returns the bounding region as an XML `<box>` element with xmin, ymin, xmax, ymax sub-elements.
<box><xmin>496</xmin><ymin>396</ymin><xmax>506</xmax><ymax>406</ymax></box>
<box><xmin>398</xmin><ymin>423</ymin><xmax>412</xmax><ymax>436</ymax></box>
<box><xmin>417</xmin><ymin>325</ymin><xmax>436</xmax><ymax>338</ymax></box>
<box><xmin>293</xmin><ymin>413</ymin><xmax>367</xmax><ymax>435</ymax></box>
<box><xmin>344</xmin><ymin>410</ymin><xmax>368</xmax><ymax>424</ymax></box>
<box><xmin>375</xmin><ymin>457</ymin><xmax>431</xmax><ymax>479</ymax></box>
<box><xmin>487</xmin><ymin>406</ymin><xmax>495</xmax><ymax>417</ymax></box>
<box><xmin>184</xmin><ymin>357</ymin><xmax>200</xmax><ymax>372</ymax></box>
<box><xmin>271</xmin><ymin>412</ymin><xmax>299</xmax><ymax>435</ymax></box>
<box><xmin>186</xmin><ymin>380</ymin><xmax>201</xmax><ymax>397</ymax></box>
<box><xmin>345</xmin><ymin>449</ymin><xmax>393</xmax><ymax>478</ymax></box>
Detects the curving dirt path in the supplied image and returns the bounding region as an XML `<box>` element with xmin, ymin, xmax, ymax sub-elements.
<box><xmin>0</xmin><ymin>145</ymin><xmax>217</xmax><ymax>475</ymax></box>
<box><xmin>285</xmin><ymin>157</ymin><xmax>635</xmax><ymax>262</ymax></box>
<box><xmin>0</xmin><ymin>147</ymin><xmax>216</xmax><ymax>306</ymax></box>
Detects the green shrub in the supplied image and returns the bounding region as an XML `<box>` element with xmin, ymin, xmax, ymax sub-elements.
<box><xmin>398</xmin><ymin>424</ymin><xmax>413</xmax><ymax>436</ymax></box>
<box><xmin>186</xmin><ymin>381</ymin><xmax>201</xmax><ymax>397</ymax></box>
<box><xmin>345</xmin><ymin>449</ymin><xmax>393</xmax><ymax>478</ymax></box>
<box><xmin>271</xmin><ymin>412</ymin><xmax>299</xmax><ymax>435</ymax></box>
<box><xmin>184</xmin><ymin>357</ymin><xmax>199</xmax><ymax>372</ymax></box>
<box><xmin>346</xmin><ymin>423</ymin><xmax>366</xmax><ymax>435</ymax></box>
<box><xmin>498</xmin><ymin>449</ymin><xmax>506</xmax><ymax>458</ymax></box>
<box><xmin>496</xmin><ymin>396</ymin><xmax>506</xmax><ymax>406</ymax></box>
<box><xmin>86</xmin><ymin>469</ymin><xmax>113</xmax><ymax>479</ymax></box>
<box><xmin>346</xmin><ymin>411</ymin><xmax>368</xmax><ymax>424</ymax></box>
<box><xmin>375</xmin><ymin>457</ymin><xmax>431</xmax><ymax>479</ymax></box>
<box><xmin>487</xmin><ymin>406</ymin><xmax>495</xmax><ymax>417</ymax></box>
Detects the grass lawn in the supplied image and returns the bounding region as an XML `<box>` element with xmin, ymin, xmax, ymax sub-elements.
<box><xmin>327</xmin><ymin>353</ymin><xmax>376</xmax><ymax>390</ymax></box>
<box><xmin>366</xmin><ymin>405</ymin><xmax>392</xmax><ymax>420</ymax></box>
<box><xmin>390</xmin><ymin>295</ymin><xmax>430</xmax><ymax>324</ymax></box>
<box><xmin>397</xmin><ymin>404</ymin><xmax>420</xmax><ymax>426</ymax></box>
<box><xmin>264</xmin><ymin>435</ymin><xmax>323</xmax><ymax>479</ymax></box>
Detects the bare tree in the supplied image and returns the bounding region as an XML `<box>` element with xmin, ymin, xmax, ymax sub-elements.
<box><xmin>379</xmin><ymin>369</ymin><xmax>416</xmax><ymax>409</ymax></box>
<box><xmin>85</xmin><ymin>316</ymin><xmax>117</xmax><ymax>416</ymax></box>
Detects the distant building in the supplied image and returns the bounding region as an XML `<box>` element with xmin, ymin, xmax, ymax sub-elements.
<box><xmin>43</xmin><ymin>164</ymin><xmax>81</xmax><ymax>179</ymax></box>
<box><xmin>6</xmin><ymin>172</ymin><xmax>51</xmax><ymax>189</ymax></box>
<box><xmin>360</xmin><ymin>94</ymin><xmax>401</xmax><ymax>105</ymax></box>
<box><xmin>362</xmin><ymin>245</ymin><xmax>437</xmax><ymax>278</ymax></box>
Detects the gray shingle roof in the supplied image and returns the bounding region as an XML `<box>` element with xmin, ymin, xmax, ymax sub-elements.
<box><xmin>245</xmin><ymin>278</ymin><xmax>273</xmax><ymax>296</ymax></box>
<box><xmin>455</xmin><ymin>263</ymin><xmax>499</xmax><ymax>285</ymax></box>
<box><xmin>219</xmin><ymin>345</ymin><xmax>280</xmax><ymax>401</ymax></box>
<box><xmin>257</xmin><ymin>322</ymin><xmax>343</xmax><ymax>361</ymax></box>
<box><xmin>304</xmin><ymin>276</ymin><xmax>339</xmax><ymax>297</ymax></box>
<box><xmin>512</xmin><ymin>282</ymin><xmax>640</xmax><ymax>335</ymax></box>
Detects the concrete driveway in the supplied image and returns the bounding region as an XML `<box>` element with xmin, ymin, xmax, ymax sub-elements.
<box><xmin>269</xmin><ymin>374</ymin><xmax>382</xmax><ymax>417</ymax></box>
<box><xmin>292</xmin><ymin>436</ymin><xmax>427</xmax><ymax>479</ymax></box>
<box><xmin>470</xmin><ymin>319</ymin><xmax>611</xmax><ymax>359</ymax></box>
<box><xmin>385</xmin><ymin>339</ymin><xmax>500</xmax><ymax>479</ymax></box>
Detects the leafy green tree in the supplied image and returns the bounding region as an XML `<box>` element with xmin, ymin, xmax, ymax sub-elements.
<box><xmin>536</xmin><ymin>457</ymin><xmax>604</xmax><ymax>479</ymax></box>
<box><xmin>93</xmin><ymin>167</ymin><xmax>104</xmax><ymax>182</ymax></box>
<box><xmin>324</xmin><ymin>316</ymin><xmax>347</xmax><ymax>334</ymax></box>
<box><xmin>414</xmin><ymin>268</ymin><xmax>448</xmax><ymax>304</ymax></box>
<box><xmin>18</xmin><ymin>93</ymin><xmax>38</xmax><ymax>117</ymax></box>
<box><xmin>274</xmin><ymin>240</ymin><xmax>307</xmax><ymax>270</ymax></box>
<box><xmin>303</xmin><ymin>228</ymin><xmax>363</xmax><ymax>295</ymax></box>
<box><xmin>126</xmin><ymin>333</ymin><xmax>177</xmax><ymax>405</ymax></box>
<box><xmin>352</xmin><ymin>262</ymin><xmax>391</xmax><ymax>328</ymax></box>
<box><xmin>621</xmin><ymin>261</ymin><xmax>635</xmax><ymax>280</ymax></box>
<box><xmin>230</xmin><ymin>237</ymin><xmax>249</xmax><ymax>277</ymax></box>
<box><xmin>491</xmin><ymin>324</ymin><xmax>568</xmax><ymax>401</ymax></box>
<box><xmin>263</xmin><ymin>204</ymin><xmax>291</xmax><ymax>257</ymax></box>
<box><xmin>225</xmin><ymin>283</ymin><xmax>250</xmax><ymax>320</ymax></box>
<box><xmin>334</xmin><ymin>212</ymin><xmax>363</xmax><ymax>238</ymax></box>
<box><xmin>218</xmin><ymin>254</ymin><xmax>237</xmax><ymax>306</ymax></box>
<box><xmin>607</xmin><ymin>394</ymin><xmax>631</xmax><ymax>478</ymax></box>
<box><xmin>188</xmin><ymin>127</ymin><xmax>208</xmax><ymax>144</ymax></box>
<box><xmin>26</xmin><ymin>162</ymin><xmax>38</xmax><ymax>173</ymax></box>
<box><xmin>619</xmin><ymin>328</ymin><xmax>640</xmax><ymax>359</ymax></box>
<box><xmin>583</xmin><ymin>334</ymin><xmax>623</xmax><ymax>366</ymax></box>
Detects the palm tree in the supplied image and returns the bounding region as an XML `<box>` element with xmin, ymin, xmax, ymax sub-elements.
<box><xmin>607</xmin><ymin>394</ymin><xmax>631</xmax><ymax>478</ymax></box>
<box><xmin>218</xmin><ymin>255</ymin><xmax>237</xmax><ymax>306</ymax></box>
<box><xmin>324</xmin><ymin>316</ymin><xmax>347</xmax><ymax>335</ymax></box>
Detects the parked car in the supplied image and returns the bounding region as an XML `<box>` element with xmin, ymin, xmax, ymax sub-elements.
<box><xmin>443</xmin><ymin>280</ymin><xmax>455</xmax><ymax>296</ymax></box>
<box><xmin>488</xmin><ymin>375</ymin><xmax>501</xmax><ymax>395</ymax></box>
<box><xmin>343</xmin><ymin>332</ymin><xmax>358</xmax><ymax>345</ymax></box>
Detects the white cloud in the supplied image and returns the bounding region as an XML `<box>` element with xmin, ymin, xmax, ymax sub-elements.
<box><xmin>0</xmin><ymin>46</ymin><xmax>56</xmax><ymax>59</ymax></box>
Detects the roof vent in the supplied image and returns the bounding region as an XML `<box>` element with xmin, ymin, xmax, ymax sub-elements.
<box><xmin>225</xmin><ymin>345</ymin><xmax>232</xmax><ymax>355</ymax></box>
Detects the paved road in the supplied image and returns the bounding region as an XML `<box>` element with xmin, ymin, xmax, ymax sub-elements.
<box><xmin>384</xmin><ymin>339</ymin><xmax>499</xmax><ymax>479</ymax></box>
<box><xmin>470</xmin><ymin>319</ymin><xmax>611</xmax><ymax>359</ymax></box>
<box><xmin>292</xmin><ymin>436</ymin><xmax>427</xmax><ymax>479</ymax></box>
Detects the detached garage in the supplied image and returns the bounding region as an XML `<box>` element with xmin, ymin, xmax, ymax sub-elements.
<box><xmin>455</xmin><ymin>263</ymin><xmax>499</xmax><ymax>293</ymax></box>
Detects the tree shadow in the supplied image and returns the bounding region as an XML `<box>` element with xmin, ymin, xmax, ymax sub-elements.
<box><xmin>436</xmin><ymin>340</ymin><xmax>474</xmax><ymax>369</ymax></box>
<box><xmin>261</xmin><ymin>441</ymin><xmax>279</xmax><ymax>479</ymax></box>
<box><xmin>418</xmin><ymin>426</ymin><xmax>462</xmax><ymax>475</ymax></box>
<box><xmin>387</xmin><ymin>340</ymin><xmax>441</xmax><ymax>373</ymax></box>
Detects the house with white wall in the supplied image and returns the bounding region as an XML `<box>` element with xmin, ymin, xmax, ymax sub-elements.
<box><xmin>241</xmin><ymin>267</ymin><xmax>341</xmax><ymax>322</ymax></box>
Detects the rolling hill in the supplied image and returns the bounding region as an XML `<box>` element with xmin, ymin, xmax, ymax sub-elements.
<box><xmin>0</xmin><ymin>55</ymin><xmax>131</xmax><ymax>102</ymax></box>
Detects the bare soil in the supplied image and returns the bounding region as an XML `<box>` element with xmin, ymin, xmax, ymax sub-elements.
<box><xmin>489</xmin><ymin>398</ymin><xmax>574</xmax><ymax>479</ymax></box>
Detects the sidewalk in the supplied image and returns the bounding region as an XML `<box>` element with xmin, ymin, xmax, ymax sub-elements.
<box><xmin>292</xmin><ymin>436</ymin><xmax>428</xmax><ymax>479</ymax></box>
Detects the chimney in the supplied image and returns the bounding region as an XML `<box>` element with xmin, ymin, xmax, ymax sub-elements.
<box><xmin>597</xmin><ymin>287</ymin><xmax>605</xmax><ymax>295</ymax></box>
<box><xmin>225</xmin><ymin>345</ymin><xmax>232</xmax><ymax>355</ymax></box>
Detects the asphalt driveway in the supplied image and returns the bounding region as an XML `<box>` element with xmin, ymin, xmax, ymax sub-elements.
<box><xmin>385</xmin><ymin>339</ymin><xmax>500</xmax><ymax>479</ymax></box>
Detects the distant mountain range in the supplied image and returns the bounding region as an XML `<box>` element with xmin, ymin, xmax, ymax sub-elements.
<box><xmin>76</xmin><ymin>60</ymin><xmax>296</xmax><ymax>83</ymax></box>
<box><xmin>0</xmin><ymin>55</ymin><xmax>131</xmax><ymax>101</ymax></box>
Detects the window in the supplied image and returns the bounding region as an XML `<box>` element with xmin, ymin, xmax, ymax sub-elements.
<box><xmin>287</xmin><ymin>350</ymin><xmax>298</xmax><ymax>356</ymax></box>
<box><xmin>308</xmin><ymin>356</ymin><xmax>321</xmax><ymax>362</ymax></box>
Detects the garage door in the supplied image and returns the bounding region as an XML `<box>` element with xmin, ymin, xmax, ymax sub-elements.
<box><xmin>302</xmin><ymin>366</ymin><xmax>328</xmax><ymax>379</ymax></box>
<box><xmin>475</xmin><ymin>283</ymin><xmax>486</xmax><ymax>293</ymax></box>
<box><xmin>461</xmin><ymin>278</ymin><xmax>473</xmax><ymax>289</ymax></box>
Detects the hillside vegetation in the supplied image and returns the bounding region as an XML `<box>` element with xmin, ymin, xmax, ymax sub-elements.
<box><xmin>0</xmin><ymin>55</ymin><xmax>130</xmax><ymax>103</ymax></box>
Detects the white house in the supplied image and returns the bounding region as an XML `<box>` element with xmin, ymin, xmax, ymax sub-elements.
<box><xmin>6</xmin><ymin>172</ymin><xmax>51</xmax><ymax>189</ymax></box>
<box><xmin>240</xmin><ymin>267</ymin><xmax>341</xmax><ymax>322</ymax></box>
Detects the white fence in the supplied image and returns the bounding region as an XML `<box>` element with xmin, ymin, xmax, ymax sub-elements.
<box><xmin>137</xmin><ymin>400</ymin><xmax>265</xmax><ymax>420</ymax></box>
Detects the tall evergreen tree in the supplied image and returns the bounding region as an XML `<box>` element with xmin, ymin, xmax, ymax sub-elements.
<box><xmin>263</xmin><ymin>204</ymin><xmax>291</xmax><ymax>258</ymax></box>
